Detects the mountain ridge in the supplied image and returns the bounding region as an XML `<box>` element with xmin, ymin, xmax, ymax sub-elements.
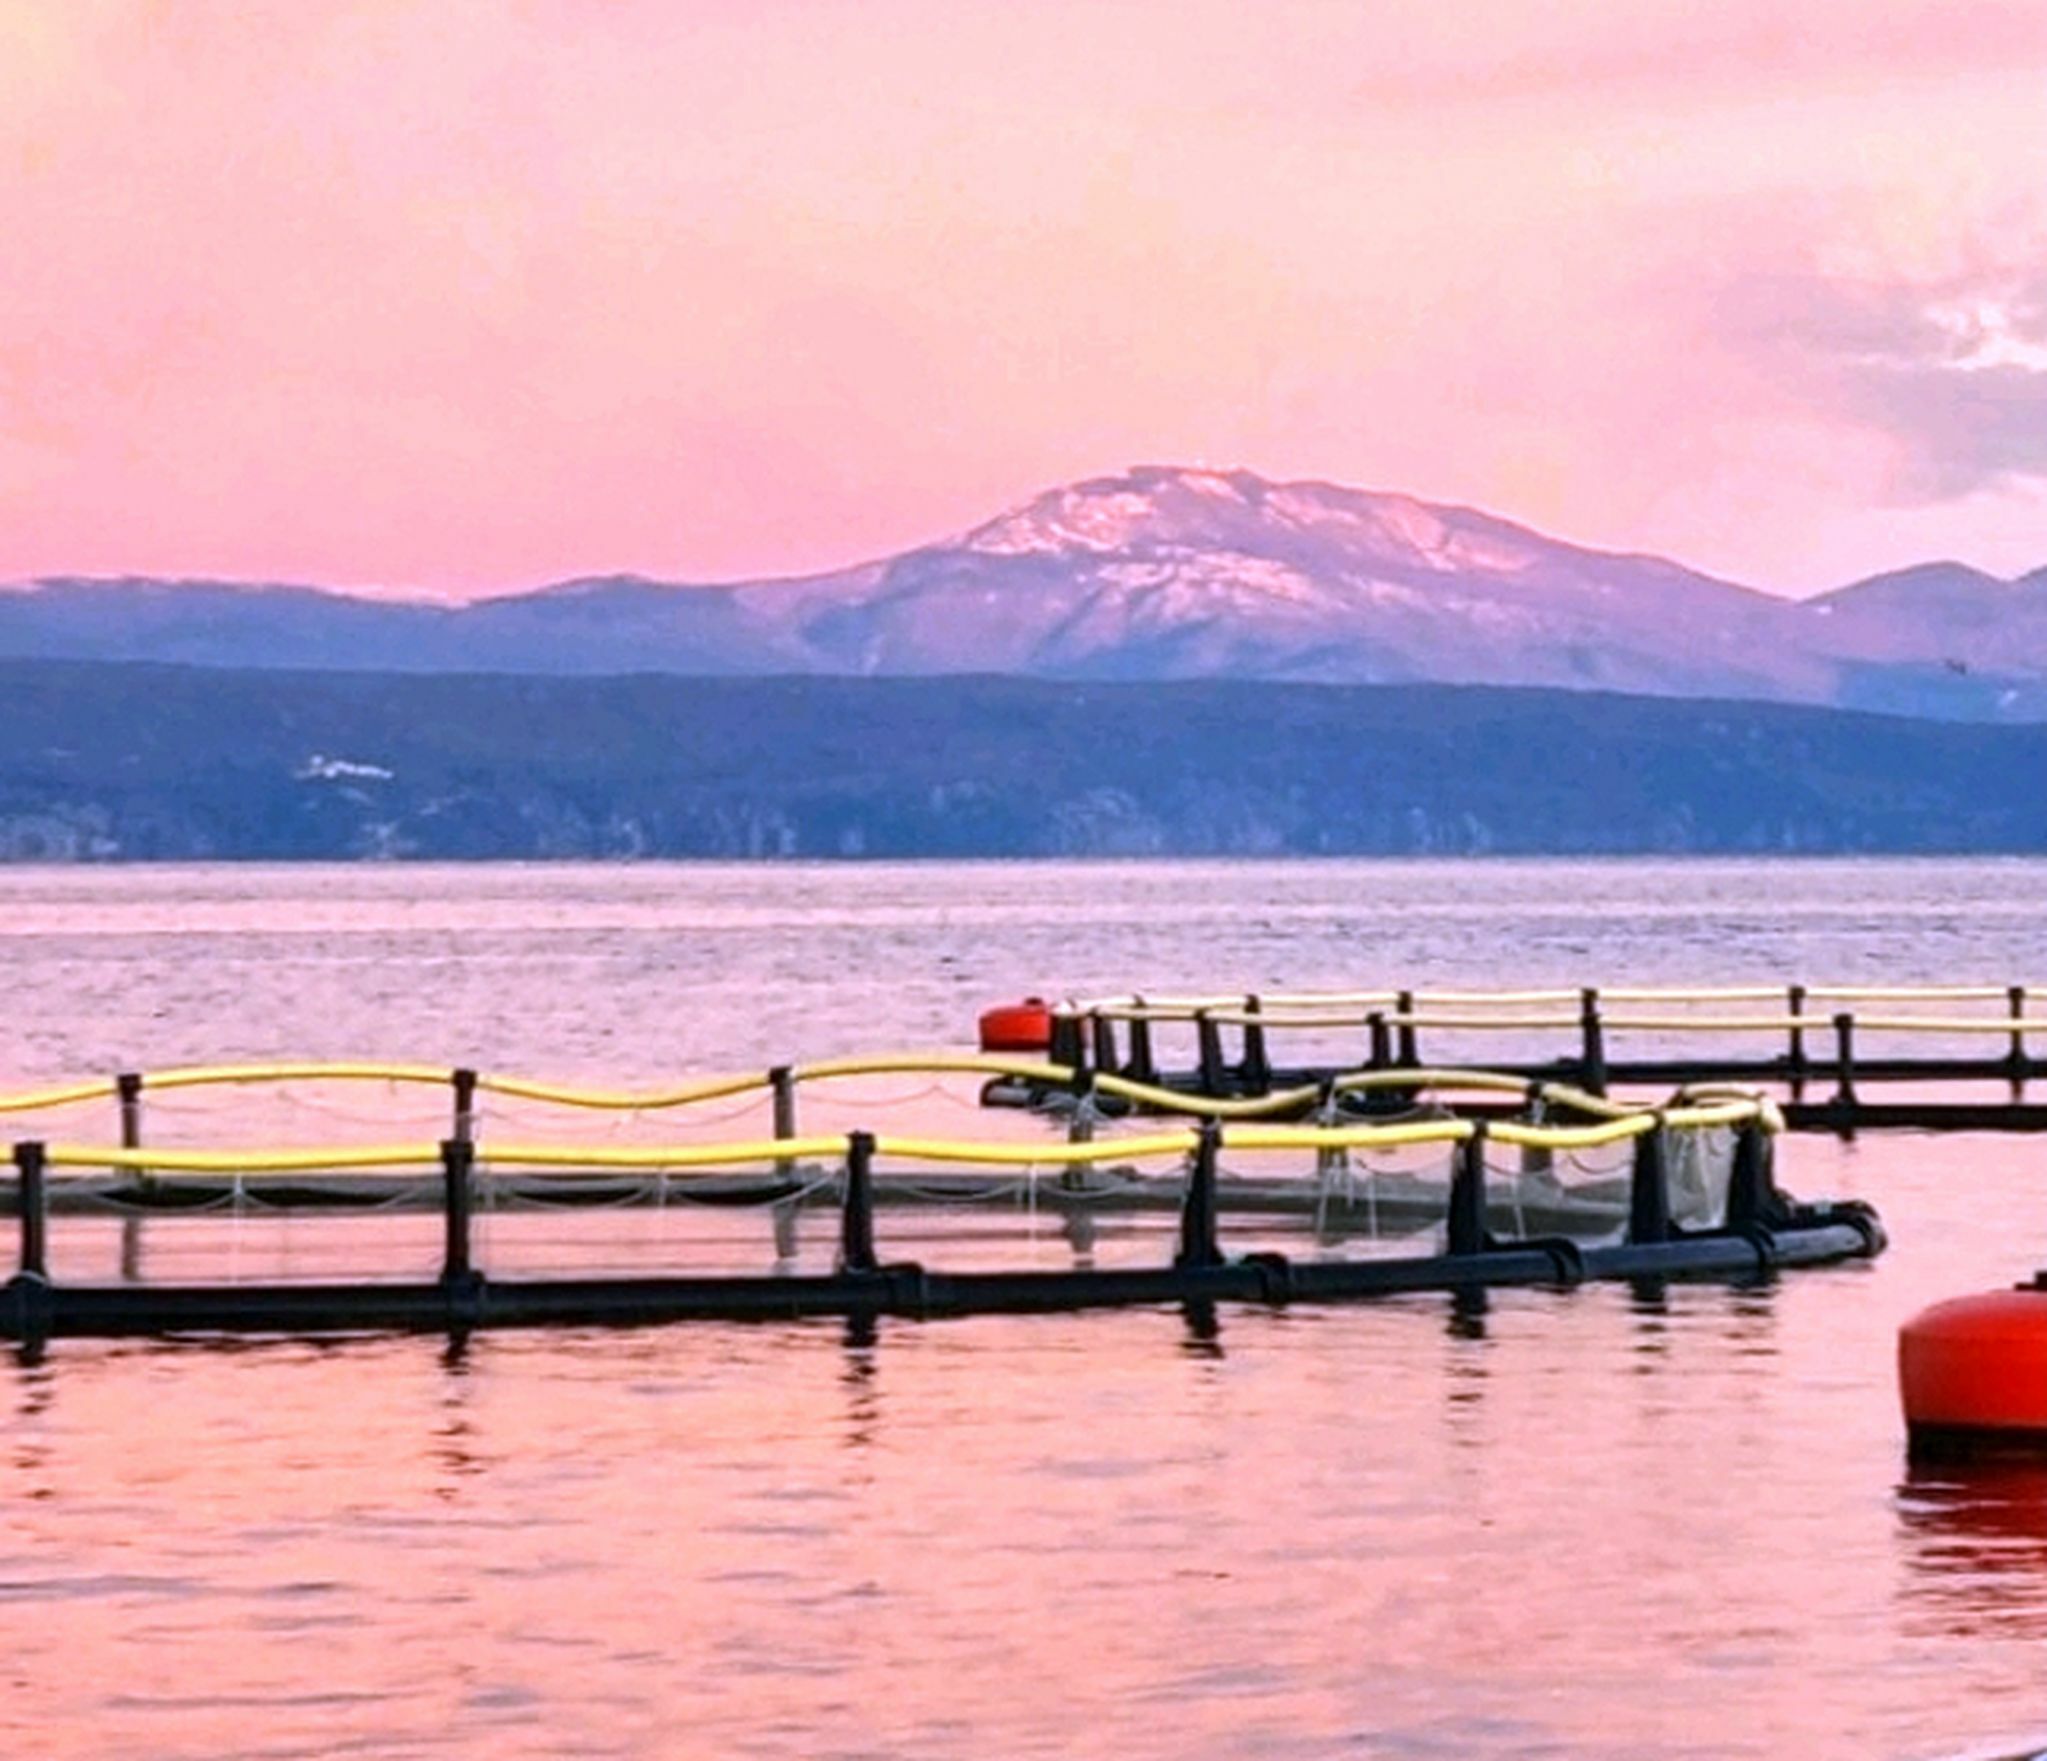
<box><xmin>7</xmin><ymin>466</ymin><xmax>2045</xmax><ymax>719</ymax></box>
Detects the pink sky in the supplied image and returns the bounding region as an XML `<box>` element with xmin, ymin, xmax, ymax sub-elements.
<box><xmin>3</xmin><ymin>0</ymin><xmax>2045</xmax><ymax>597</ymax></box>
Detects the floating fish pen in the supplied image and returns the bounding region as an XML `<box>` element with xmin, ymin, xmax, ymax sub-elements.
<box><xmin>0</xmin><ymin>1049</ymin><xmax>1882</xmax><ymax>1343</ymax></box>
<box><xmin>991</xmin><ymin>984</ymin><xmax>2047</xmax><ymax>1134</ymax></box>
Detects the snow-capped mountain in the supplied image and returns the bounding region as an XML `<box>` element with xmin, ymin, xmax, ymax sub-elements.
<box><xmin>736</xmin><ymin>466</ymin><xmax>1833</xmax><ymax>699</ymax></box>
<box><xmin>4</xmin><ymin>465</ymin><xmax>2043</xmax><ymax>719</ymax></box>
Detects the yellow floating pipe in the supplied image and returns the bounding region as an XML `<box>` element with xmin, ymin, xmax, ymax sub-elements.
<box><xmin>45</xmin><ymin>1141</ymin><xmax>442</xmax><ymax>1174</ymax></box>
<box><xmin>142</xmin><ymin>1062</ymin><xmax>455</xmax><ymax>1092</ymax></box>
<box><xmin>477</xmin><ymin>1071</ymin><xmax>772</xmax><ymax>1110</ymax></box>
<box><xmin>0</xmin><ymin>1078</ymin><xmax>120</xmax><ymax>1115</ymax></box>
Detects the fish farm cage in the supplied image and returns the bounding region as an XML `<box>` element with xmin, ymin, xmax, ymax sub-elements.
<box><xmin>1006</xmin><ymin>983</ymin><xmax>2047</xmax><ymax>1134</ymax></box>
<box><xmin>0</xmin><ymin>1023</ymin><xmax>1891</xmax><ymax>1344</ymax></box>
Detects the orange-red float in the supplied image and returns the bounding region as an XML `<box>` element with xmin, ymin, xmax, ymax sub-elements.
<box><xmin>978</xmin><ymin>998</ymin><xmax>1054</xmax><ymax>1055</ymax></box>
<box><xmin>1899</xmin><ymin>1287</ymin><xmax>2047</xmax><ymax>1456</ymax></box>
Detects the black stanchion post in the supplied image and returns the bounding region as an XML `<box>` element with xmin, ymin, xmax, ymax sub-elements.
<box><xmin>2010</xmin><ymin>985</ymin><xmax>2029</xmax><ymax>1082</ymax></box>
<box><xmin>1628</xmin><ymin>1119</ymin><xmax>1671</xmax><ymax>1245</ymax></box>
<box><xmin>440</xmin><ymin>1137</ymin><xmax>475</xmax><ymax>1285</ymax></box>
<box><xmin>114</xmin><ymin>1070</ymin><xmax>153</xmax><ymax>1195</ymax></box>
<box><xmin>1726</xmin><ymin>1121</ymin><xmax>1776</xmax><ymax>1230</ymax></box>
<box><xmin>1395</xmin><ymin>991</ymin><xmax>1419</xmax><ymax>1068</ymax></box>
<box><xmin>1176</xmin><ymin>1120</ymin><xmax>1223</xmax><ymax>1270</ymax></box>
<box><xmin>841</xmin><ymin>1132</ymin><xmax>879</xmax><ymax>1275</ymax></box>
<box><xmin>1091</xmin><ymin>1014</ymin><xmax>1120</xmax><ymax>1078</ymax></box>
<box><xmin>1833</xmin><ymin>1012</ymin><xmax>1858</xmax><ymax>1116</ymax></box>
<box><xmin>1048</xmin><ymin>1011</ymin><xmax>1084</xmax><ymax>1073</ymax></box>
<box><xmin>1240</xmin><ymin>995</ymin><xmax>1271</xmax><ymax>1094</ymax></box>
<box><xmin>770</xmin><ymin>1064</ymin><xmax>797</xmax><ymax>1177</ymax></box>
<box><xmin>1368</xmin><ymin>1011</ymin><xmax>1391</xmax><ymax>1071</ymax></box>
<box><xmin>1126</xmin><ymin>1008</ymin><xmax>1156</xmax><ymax>1085</ymax></box>
<box><xmin>1580</xmin><ymin>988</ymin><xmax>1607</xmax><ymax>1096</ymax></box>
<box><xmin>1786</xmin><ymin>985</ymin><xmax>1807</xmax><ymax>1081</ymax></box>
<box><xmin>13</xmin><ymin>1141</ymin><xmax>48</xmax><ymax>1283</ymax></box>
<box><xmin>1196</xmin><ymin>1011</ymin><xmax>1226</xmax><ymax>1096</ymax></box>
<box><xmin>450</xmin><ymin>1068</ymin><xmax>477</xmax><ymax>1146</ymax></box>
<box><xmin>1447</xmin><ymin>1123</ymin><xmax>1488</xmax><ymax>1256</ymax></box>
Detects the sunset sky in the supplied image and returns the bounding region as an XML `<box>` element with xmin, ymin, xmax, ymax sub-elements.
<box><xmin>3</xmin><ymin>0</ymin><xmax>2045</xmax><ymax>596</ymax></box>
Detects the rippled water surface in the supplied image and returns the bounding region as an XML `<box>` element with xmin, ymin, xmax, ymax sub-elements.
<box><xmin>5</xmin><ymin>858</ymin><xmax>2047</xmax><ymax>1760</ymax></box>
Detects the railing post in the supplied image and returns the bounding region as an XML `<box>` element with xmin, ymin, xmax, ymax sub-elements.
<box><xmin>770</xmin><ymin>1064</ymin><xmax>797</xmax><ymax>1170</ymax></box>
<box><xmin>1628</xmin><ymin>1118</ymin><xmax>1671</xmax><ymax>1245</ymax></box>
<box><xmin>1048</xmin><ymin>1011</ymin><xmax>1085</xmax><ymax>1073</ymax></box>
<box><xmin>115</xmin><ymin>1070</ymin><xmax>148</xmax><ymax>1190</ymax></box>
<box><xmin>1090</xmin><ymin>1013</ymin><xmax>1120</xmax><ymax>1078</ymax></box>
<box><xmin>1125</xmin><ymin>1006</ymin><xmax>1157</xmax><ymax>1085</ymax></box>
<box><xmin>1195</xmin><ymin>1010</ymin><xmax>1226</xmax><ymax>1096</ymax></box>
<box><xmin>1313</xmin><ymin>1078</ymin><xmax>1344</xmax><ymax>1184</ymax></box>
<box><xmin>1447</xmin><ymin>1123</ymin><xmax>1488</xmax><ymax>1255</ymax></box>
<box><xmin>450</xmin><ymin>1068</ymin><xmax>477</xmax><ymax>1147</ymax></box>
<box><xmin>1579</xmin><ymin>988</ymin><xmax>1607</xmax><ymax>1096</ymax></box>
<box><xmin>1367</xmin><ymin>1010</ymin><xmax>1391</xmax><ymax>1071</ymax></box>
<box><xmin>1239</xmin><ymin>995</ymin><xmax>1271</xmax><ymax>1094</ymax></box>
<box><xmin>440</xmin><ymin>1137</ymin><xmax>476</xmax><ymax>1285</ymax></box>
<box><xmin>1726</xmin><ymin>1121</ymin><xmax>1776</xmax><ymax>1230</ymax></box>
<box><xmin>1833</xmin><ymin>1012</ymin><xmax>1858</xmax><ymax>1115</ymax></box>
<box><xmin>1786</xmin><ymin>985</ymin><xmax>1807</xmax><ymax>1083</ymax></box>
<box><xmin>1176</xmin><ymin>1120</ymin><xmax>1223</xmax><ymax>1270</ymax></box>
<box><xmin>2009</xmin><ymin>985</ymin><xmax>2029</xmax><ymax>1081</ymax></box>
<box><xmin>13</xmin><ymin>1141</ymin><xmax>48</xmax><ymax>1283</ymax></box>
<box><xmin>840</xmin><ymin>1132</ymin><xmax>879</xmax><ymax>1275</ymax></box>
<box><xmin>1395</xmin><ymin>990</ymin><xmax>1419</xmax><ymax>1068</ymax></box>
<box><xmin>1063</xmin><ymin>1074</ymin><xmax>1096</xmax><ymax>1191</ymax></box>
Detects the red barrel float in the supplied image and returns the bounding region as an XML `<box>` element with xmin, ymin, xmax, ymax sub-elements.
<box><xmin>979</xmin><ymin>997</ymin><xmax>1054</xmax><ymax>1054</ymax></box>
<box><xmin>1900</xmin><ymin>1286</ymin><xmax>2047</xmax><ymax>1456</ymax></box>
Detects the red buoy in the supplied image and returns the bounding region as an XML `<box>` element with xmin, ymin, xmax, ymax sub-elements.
<box><xmin>979</xmin><ymin>998</ymin><xmax>1054</xmax><ymax>1054</ymax></box>
<box><xmin>1900</xmin><ymin>1287</ymin><xmax>2047</xmax><ymax>1457</ymax></box>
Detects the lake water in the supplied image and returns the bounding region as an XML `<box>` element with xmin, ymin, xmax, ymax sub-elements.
<box><xmin>3</xmin><ymin>858</ymin><xmax>2047</xmax><ymax>1760</ymax></box>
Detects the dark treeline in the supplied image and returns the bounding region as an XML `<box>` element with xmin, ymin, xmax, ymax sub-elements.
<box><xmin>2</xmin><ymin>660</ymin><xmax>2044</xmax><ymax>860</ymax></box>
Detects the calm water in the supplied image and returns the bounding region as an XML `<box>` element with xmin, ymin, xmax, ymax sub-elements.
<box><xmin>4</xmin><ymin>858</ymin><xmax>2047</xmax><ymax>1760</ymax></box>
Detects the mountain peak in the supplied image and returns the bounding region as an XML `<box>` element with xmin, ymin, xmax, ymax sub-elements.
<box><xmin>954</xmin><ymin>464</ymin><xmax>1538</xmax><ymax>578</ymax></box>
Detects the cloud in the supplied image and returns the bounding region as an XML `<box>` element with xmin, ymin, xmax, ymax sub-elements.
<box><xmin>1343</xmin><ymin>0</ymin><xmax>2047</xmax><ymax>110</ymax></box>
<box><xmin>1725</xmin><ymin>254</ymin><xmax>2047</xmax><ymax>497</ymax></box>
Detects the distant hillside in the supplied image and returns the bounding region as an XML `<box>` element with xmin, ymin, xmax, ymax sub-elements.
<box><xmin>5</xmin><ymin>466</ymin><xmax>2045</xmax><ymax>721</ymax></box>
<box><xmin>3</xmin><ymin>661</ymin><xmax>2045</xmax><ymax>860</ymax></box>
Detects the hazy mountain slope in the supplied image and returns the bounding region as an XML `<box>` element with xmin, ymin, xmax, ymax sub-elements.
<box><xmin>4</xmin><ymin>660</ymin><xmax>2046</xmax><ymax>860</ymax></box>
<box><xmin>1803</xmin><ymin>561</ymin><xmax>2047</xmax><ymax>676</ymax></box>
